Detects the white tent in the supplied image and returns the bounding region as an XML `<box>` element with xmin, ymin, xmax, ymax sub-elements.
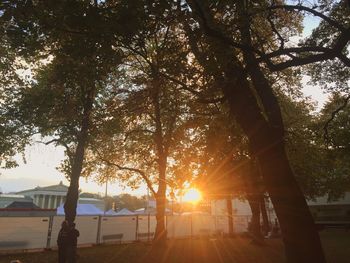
<box><xmin>115</xmin><ymin>208</ymin><xmax>135</xmax><ymax>215</ymax></box>
<box><xmin>57</xmin><ymin>204</ymin><xmax>104</xmax><ymax>215</ymax></box>
<box><xmin>105</xmin><ymin>209</ymin><xmax>118</xmax><ymax>215</ymax></box>
<box><xmin>134</xmin><ymin>207</ymin><xmax>171</xmax><ymax>215</ymax></box>
<box><xmin>181</xmin><ymin>211</ymin><xmax>210</xmax><ymax>216</ymax></box>
<box><xmin>134</xmin><ymin>208</ymin><xmax>151</xmax><ymax>215</ymax></box>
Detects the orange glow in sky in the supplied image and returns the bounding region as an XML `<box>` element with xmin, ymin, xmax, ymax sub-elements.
<box><xmin>182</xmin><ymin>188</ymin><xmax>202</xmax><ymax>204</ymax></box>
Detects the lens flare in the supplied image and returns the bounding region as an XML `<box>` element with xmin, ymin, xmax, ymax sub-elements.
<box><xmin>182</xmin><ymin>188</ymin><xmax>202</xmax><ymax>204</ymax></box>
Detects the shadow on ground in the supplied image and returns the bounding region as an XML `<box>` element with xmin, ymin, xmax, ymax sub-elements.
<box><xmin>0</xmin><ymin>229</ymin><xmax>348</xmax><ymax>263</ymax></box>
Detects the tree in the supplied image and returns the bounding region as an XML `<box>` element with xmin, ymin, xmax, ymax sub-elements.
<box><xmin>317</xmin><ymin>94</ymin><xmax>350</xmax><ymax>198</ymax></box>
<box><xmin>0</xmin><ymin>15</ymin><xmax>32</xmax><ymax>169</ymax></box>
<box><xmin>2</xmin><ymin>1</ymin><xmax>349</xmax><ymax>261</ymax></box>
<box><xmin>1</xmin><ymin>1</ymin><xmax>130</xmax><ymax>259</ymax></box>
<box><xmin>85</xmin><ymin>17</ymin><xmax>195</xmax><ymax>244</ymax></box>
<box><xmin>172</xmin><ymin>1</ymin><xmax>349</xmax><ymax>262</ymax></box>
<box><xmin>115</xmin><ymin>193</ymin><xmax>147</xmax><ymax>211</ymax></box>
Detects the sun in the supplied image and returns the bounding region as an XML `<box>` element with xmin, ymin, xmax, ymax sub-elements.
<box><xmin>182</xmin><ymin>188</ymin><xmax>202</xmax><ymax>204</ymax></box>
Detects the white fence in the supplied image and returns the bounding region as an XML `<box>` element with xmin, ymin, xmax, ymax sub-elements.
<box><xmin>0</xmin><ymin>217</ymin><xmax>50</xmax><ymax>251</ymax></box>
<box><xmin>0</xmin><ymin>214</ymin><xmax>251</xmax><ymax>253</ymax></box>
<box><xmin>99</xmin><ymin>216</ymin><xmax>137</xmax><ymax>243</ymax></box>
<box><xmin>49</xmin><ymin>216</ymin><xmax>100</xmax><ymax>247</ymax></box>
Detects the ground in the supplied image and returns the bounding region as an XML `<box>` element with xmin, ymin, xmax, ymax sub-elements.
<box><xmin>0</xmin><ymin>229</ymin><xmax>349</xmax><ymax>263</ymax></box>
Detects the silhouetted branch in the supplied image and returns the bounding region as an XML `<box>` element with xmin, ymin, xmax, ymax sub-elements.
<box><xmin>97</xmin><ymin>153</ymin><xmax>157</xmax><ymax>196</ymax></box>
<box><xmin>268</xmin><ymin>5</ymin><xmax>346</xmax><ymax>33</ymax></box>
<box><xmin>323</xmin><ymin>94</ymin><xmax>350</xmax><ymax>144</ymax></box>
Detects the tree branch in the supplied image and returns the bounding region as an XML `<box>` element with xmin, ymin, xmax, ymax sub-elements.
<box><xmin>323</xmin><ymin>94</ymin><xmax>350</xmax><ymax>144</ymax></box>
<box><xmin>266</xmin><ymin>12</ymin><xmax>284</xmax><ymax>50</ymax></box>
<box><xmin>99</xmin><ymin>155</ymin><xmax>157</xmax><ymax>196</ymax></box>
<box><xmin>268</xmin><ymin>5</ymin><xmax>346</xmax><ymax>33</ymax></box>
<box><xmin>187</xmin><ymin>1</ymin><xmax>350</xmax><ymax>71</ymax></box>
<box><xmin>158</xmin><ymin>71</ymin><xmax>225</xmax><ymax>104</ymax></box>
<box><xmin>36</xmin><ymin>138</ymin><xmax>74</xmax><ymax>165</ymax></box>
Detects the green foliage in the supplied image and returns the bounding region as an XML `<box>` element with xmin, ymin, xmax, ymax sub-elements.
<box><xmin>305</xmin><ymin>1</ymin><xmax>350</xmax><ymax>93</ymax></box>
<box><xmin>0</xmin><ymin>17</ymin><xmax>33</xmax><ymax>168</ymax></box>
<box><xmin>114</xmin><ymin>193</ymin><xmax>146</xmax><ymax>211</ymax></box>
<box><xmin>318</xmin><ymin>94</ymin><xmax>350</xmax><ymax>197</ymax></box>
<box><xmin>1</xmin><ymin>0</ymin><xmax>130</xmax><ymax>177</ymax></box>
<box><xmin>83</xmin><ymin>15</ymin><xmax>199</xmax><ymax>199</ymax></box>
<box><xmin>1</xmin><ymin>0</ymin><xmax>349</xmax><ymax>202</ymax></box>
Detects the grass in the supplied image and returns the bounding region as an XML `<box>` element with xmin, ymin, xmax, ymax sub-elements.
<box><xmin>0</xmin><ymin>229</ymin><xmax>349</xmax><ymax>263</ymax></box>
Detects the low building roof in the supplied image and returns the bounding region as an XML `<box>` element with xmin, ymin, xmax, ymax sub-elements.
<box><xmin>6</xmin><ymin>201</ymin><xmax>40</xmax><ymax>209</ymax></box>
<box><xmin>0</xmin><ymin>194</ymin><xmax>31</xmax><ymax>199</ymax></box>
<box><xmin>16</xmin><ymin>181</ymin><xmax>69</xmax><ymax>194</ymax></box>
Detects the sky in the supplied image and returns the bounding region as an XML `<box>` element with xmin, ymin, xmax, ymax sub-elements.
<box><xmin>0</xmin><ymin>10</ymin><xmax>330</xmax><ymax>195</ymax></box>
<box><xmin>0</xmin><ymin>142</ymin><xmax>147</xmax><ymax>196</ymax></box>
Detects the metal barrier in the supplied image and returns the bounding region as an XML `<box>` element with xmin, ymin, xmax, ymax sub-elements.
<box><xmin>0</xmin><ymin>217</ymin><xmax>50</xmax><ymax>251</ymax></box>
<box><xmin>49</xmin><ymin>216</ymin><xmax>100</xmax><ymax>248</ymax></box>
<box><xmin>0</xmin><ymin>214</ymin><xmax>252</xmax><ymax>253</ymax></box>
<box><xmin>99</xmin><ymin>215</ymin><xmax>137</xmax><ymax>244</ymax></box>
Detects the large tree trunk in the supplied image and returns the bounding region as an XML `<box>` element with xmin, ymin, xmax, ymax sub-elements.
<box><xmin>226</xmin><ymin>196</ymin><xmax>234</xmax><ymax>236</ymax></box>
<box><xmin>236</xmin><ymin>2</ymin><xmax>325</xmax><ymax>259</ymax></box>
<box><xmin>184</xmin><ymin>2</ymin><xmax>325</xmax><ymax>261</ymax></box>
<box><xmin>256</xmin><ymin>140</ymin><xmax>325</xmax><ymax>263</ymax></box>
<box><xmin>222</xmin><ymin>67</ymin><xmax>325</xmax><ymax>262</ymax></box>
<box><xmin>64</xmin><ymin>133</ymin><xmax>89</xmax><ymax>224</ymax></box>
<box><xmin>243</xmin><ymin>160</ymin><xmax>263</xmax><ymax>241</ymax></box>
<box><xmin>151</xmin><ymin>75</ymin><xmax>169</xmax><ymax>246</ymax></box>
<box><xmin>154</xmin><ymin>194</ymin><xmax>167</xmax><ymax>245</ymax></box>
<box><xmin>64</xmin><ymin>87</ymin><xmax>94</xmax><ymax>223</ymax></box>
<box><xmin>246</xmin><ymin>193</ymin><xmax>262</xmax><ymax>242</ymax></box>
<box><xmin>153</xmin><ymin>158</ymin><xmax>167</xmax><ymax>246</ymax></box>
<box><xmin>260</xmin><ymin>194</ymin><xmax>270</xmax><ymax>236</ymax></box>
<box><xmin>224</xmin><ymin>77</ymin><xmax>325</xmax><ymax>262</ymax></box>
<box><xmin>62</xmin><ymin>87</ymin><xmax>94</xmax><ymax>262</ymax></box>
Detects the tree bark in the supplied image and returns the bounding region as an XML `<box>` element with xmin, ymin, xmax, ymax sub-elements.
<box><xmin>242</xmin><ymin>159</ymin><xmax>263</xmax><ymax>241</ymax></box>
<box><xmin>184</xmin><ymin>1</ymin><xmax>326</xmax><ymax>261</ymax></box>
<box><xmin>236</xmin><ymin>1</ymin><xmax>325</xmax><ymax>260</ymax></box>
<box><xmin>222</xmin><ymin>66</ymin><xmax>325</xmax><ymax>262</ymax></box>
<box><xmin>223</xmin><ymin>77</ymin><xmax>325</xmax><ymax>262</ymax></box>
<box><xmin>260</xmin><ymin>194</ymin><xmax>270</xmax><ymax>236</ymax></box>
<box><xmin>226</xmin><ymin>196</ymin><xmax>234</xmax><ymax>236</ymax></box>
<box><xmin>151</xmin><ymin>77</ymin><xmax>168</xmax><ymax>245</ymax></box>
<box><xmin>64</xmin><ymin>87</ymin><xmax>94</xmax><ymax>223</ymax></box>
<box><xmin>153</xmin><ymin>158</ymin><xmax>167</xmax><ymax>245</ymax></box>
<box><xmin>154</xmin><ymin>194</ymin><xmax>167</xmax><ymax>245</ymax></box>
<box><xmin>61</xmin><ymin>87</ymin><xmax>94</xmax><ymax>263</ymax></box>
<box><xmin>247</xmin><ymin>193</ymin><xmax>262</xmax><ymax>241</ymax></box>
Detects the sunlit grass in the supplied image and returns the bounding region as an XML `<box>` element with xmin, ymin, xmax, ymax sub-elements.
<box><xmin>1</xmin><ymin>230</ymin><xmax>348</xmax><ymax>263</ymax></box>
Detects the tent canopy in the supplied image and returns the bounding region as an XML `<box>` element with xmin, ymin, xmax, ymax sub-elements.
<box><xmin>105</xmin><ymin>209</ymin><xmax>118</xmax><ymax>215</ymax></box>
<box><xmin>57</xmin><ymin>204</ymin><xmax>103</xmax><ymax>215</ymax></box>
<box><xmin>115</xmin><ymin>208</ymin><xmax>135</xmax><ymax>215</ymax></box>
<box><xmin>134</xmin><ymin>207</ymin><xmax>171</xmax><ymax>215</ymax></box>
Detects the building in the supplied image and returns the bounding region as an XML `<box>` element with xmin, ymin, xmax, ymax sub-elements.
<box><xmin>16</xmin><ymin>181</ymin><xmax>68</xmax><ymax>209</ymax></box>
<box><xmin>0</xmin><ymin>194</ymin><xmax>33</xmax><ymax>208</ymax></box>
<box><xmin>14</xmin><ymin>181</ymin><xmax>105</xmax><ymax>211</ymax></box>
<box><xmin>0</xmin><ymin>201</ymin><xmax>56</xmax><ymax>217</ymax></box>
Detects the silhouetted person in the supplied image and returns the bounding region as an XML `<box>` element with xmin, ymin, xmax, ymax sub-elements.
<box><xmin>57</xmin><ymin>220</ymin><xmax>80</xmax><ymax>263</ymax></box>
